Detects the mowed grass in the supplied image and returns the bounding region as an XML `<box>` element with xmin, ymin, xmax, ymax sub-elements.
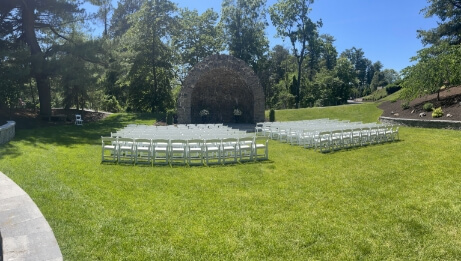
<box><xmin>1</xmin><ymin>105</ymin><xmax>461</xmax><ymax>260</ymax></box>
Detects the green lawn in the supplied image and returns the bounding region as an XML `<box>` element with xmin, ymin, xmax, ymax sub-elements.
<box><xmin>1</xmin><ymin>104</ymin><xmax>460</xmax><ymax>260</ymax></box>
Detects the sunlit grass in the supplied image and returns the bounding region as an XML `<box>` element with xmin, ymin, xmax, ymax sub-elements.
<box><xmin>1</xmin><ymin>105</ymin><xmax>461</xmax><ymax>260</ymax></box>
<box><xmin>266</xmin><ymin>102</ymin><xmax>383</xmax><ymax>123</ymax></box>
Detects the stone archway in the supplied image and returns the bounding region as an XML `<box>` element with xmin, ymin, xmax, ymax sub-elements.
<box><xmin>177</xmin><ymin>54</ymin><xmax>265</xmax><ymax>124</ymax></box>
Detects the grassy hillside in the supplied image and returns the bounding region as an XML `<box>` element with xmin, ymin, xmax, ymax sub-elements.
<box><xmin>266</xmin><ymin>102</ymin><xmax>383</xmax><ymax>123</ymax></box>
<box><xmin>1</xmin><ymin>104</ymin><xmax>460</xmax><ymax>260</ymax></box>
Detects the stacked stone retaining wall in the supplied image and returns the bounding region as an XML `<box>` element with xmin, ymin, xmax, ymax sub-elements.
<box><xmin>0</xmin><ymin>121</ymin><xmax>15</xmax><ymax>145</ymax></box>
<box><xmin>380</xmin><ymin>116</ymin><xmax>461</xmax><ymax>129</ymax></box>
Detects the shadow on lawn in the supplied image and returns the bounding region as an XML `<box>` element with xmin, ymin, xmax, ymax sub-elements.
<box><xmin>9</xmin><ymin>113</ymin><xmax>158</xmax><ymax>149</ymax></box>
<box><xmin>0</xmin><ymin>142</ymin><xmax>22</xmax><ymax>160</ymax></box>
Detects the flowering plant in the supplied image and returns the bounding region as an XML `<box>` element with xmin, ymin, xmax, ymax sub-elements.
<box><xmin>233</xmin><ymin>108</ymin><xmax>242</xmax><ymax>116</ymax></box>
<box><xmin>199</xmin><ymin>109</ymin><xmax>209</xmax><ymax>117</ymax></box>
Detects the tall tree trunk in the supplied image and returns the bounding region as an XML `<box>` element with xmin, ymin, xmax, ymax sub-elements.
<box><xmin>22</xmin><ymin>0</ymin><xmax>52</xmax><ymax>116</ymax></box>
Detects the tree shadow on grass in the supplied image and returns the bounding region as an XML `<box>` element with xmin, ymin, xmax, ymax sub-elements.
<box><xmin>0</xmin><ymin>142</ymin><xmax>22</xmax><ymax>160</ymax></box>
<box><xmin>7</xmin><ymin>113</ymin><xmax>158</xmax><ymax>150</ymax></box>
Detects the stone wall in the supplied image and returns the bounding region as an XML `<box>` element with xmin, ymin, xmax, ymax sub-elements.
<box><xmin>380</xmin><ymin>116</ymin><xmax>461</xmax><ymax>129</ymax></box>
<box><xmin>0</xmin><ymin>121</ymin><xmax>15</xmax><ymax>145</ymax></box>
<box><xmin>177</xmin><ymin>54</ymin><xmax>265</xmax><ymax>124</ymax></box>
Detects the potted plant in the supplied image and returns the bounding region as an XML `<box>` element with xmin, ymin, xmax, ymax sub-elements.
<box><xmin>199</xmin><ymin>109</ymin><xmax>209</xmax><ymax>123</ymax></box>
<box><xmin>233</xmin><ymin>108</ymin><xmax>242</xmax><ymax>123</ymax></box>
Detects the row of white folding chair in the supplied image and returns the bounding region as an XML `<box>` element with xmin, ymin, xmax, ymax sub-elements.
<box><xmin>101</xmin><ymin>136</ymin><xmax>268</xmax><ymax>165</ymax></box>
<box><xmin>269</xmin><ymin>121</ymin><xmax>365</xmax><ymax>143</ymax></box>
<box><xmin>261</xmin><ymin>119</ymin><xmax>353</xmax><ymax>139</ymax></box>
<box><xmin>309</xmin><ymin>126</ymin><xmax>399</xmax><ymax>152</ymax></box>
<box><xmin>111</xmin><ymin>128</ymin><xmax>249</xmax><ymax>140</ymax></box>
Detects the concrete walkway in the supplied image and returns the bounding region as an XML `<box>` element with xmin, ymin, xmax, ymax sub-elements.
<box><xmin>0</xmin><ymin>171</ymin><xmax>62</xmax><ymax>261</ymax></box>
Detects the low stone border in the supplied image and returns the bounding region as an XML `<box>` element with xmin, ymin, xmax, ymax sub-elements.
<box><xmin>0</xmin><ymin>172</ymin><xmax>62</xmax><ymax>260</ymax></box>
<box><xmin>380</xmin><ymin>116</ymin><xmax>461</xmax><ymax>129</ymax></box>
<box><xmin>0</xmin><ymin>121</ymin><xmax>15</xmax><ymax>145</ymax></box>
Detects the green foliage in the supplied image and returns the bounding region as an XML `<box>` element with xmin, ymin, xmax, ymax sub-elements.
<box><xmin>174</xmin><ymin>8</ymin><xmax>223</xmax><ymax>69</ymax></box>
<box><xmin>166</xmin><ymin>109</ymin><xmax>175</xmax><ymax>125</ymax></box>
<box><xmin>220</xmin><ymin>0</ymin><xmax>268</xmax><ymax>71</ymax></box>
<box><xmin>418</xmin><ymin>0</ymin><xmax>461</xmax><ymax>45</ymax></box>
<box><xmin>340</xmin><ymin>47</ymin><xmax>369</xmax><ymax>89</ymax></box>
<box><xmin>385</xmin><ymin>84</ymin><xmax>401</xmax><ymax>95</ymax></box>
<box><xmin>1</xmin><ymin>0</ymin><xmax>84</xmax><ymax>115</ymax></box>
<box><xmin>362</xmin><ymin>88</ymin><xmax>388</xmax><ymax>101</ymax></box>
<box><xmin>302</xmin><ymin>57</ymin><xmax>357</xmax><ymax>107</ymax></box>
<box><xmin>432</xmin><ymin>107</ymin><xmax>443</xmax><ymax>117</ymax></box>
<box><xmin>401</xmin><ymin>101</ymin><xmax>410</xmax><ymax>110</ymax></box>
<box><xmin>0</xmin><ymin>44</ymin><xmax>30</xmax><ymax>112</ymax></box>
<box><xmin>122</xmin><ymin>0</ymin><xmax>177</xmax><ymax>113</ymax></box>
<box><xmin>269</xmin><ymin>0</ymin><xmax>321</xmax><ymax>107</ymax></box>
<box><xmin>269</xmin><ymin>108</ymin><xmax>275</xmax><ymax>122</ymax></box>
<box><xmin>101</xmin><ymin>95</ymin><xmax>122</xmax><ymax>112</ymax></box>
<box><xmin>423</xmin><ymin>102</ymin><xmax>434</xmax><ymax>112</ymax></box>
<box><xmin>401</xmin><ymin>43</ymin><xmax>461</xmax><ymax>101</ymax></box>
<box><xmin>403</xmin><ymin>0</ymin><xmax>461</xmax><ymax>101</ymax></box>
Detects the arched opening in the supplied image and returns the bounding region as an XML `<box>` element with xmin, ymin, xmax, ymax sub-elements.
<box><xmin>177</xmin><ymin>54</ymin><xmax>265</xmax><ymax>124</ymax></box>
<box><xmin>191</xmin><ymin>68</ymin><xmax>254</xmax><ymax>123</ymax></box>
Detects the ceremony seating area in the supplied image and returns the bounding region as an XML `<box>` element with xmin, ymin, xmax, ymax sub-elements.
<box><xmin>102</xmin><ymin>124</ymin><xmax>268</xmax><ymax>165</ymax></box>
<box><xmin>256</xmin><ymin>119</ymin><xmax>399</xmax><ymax>152</ymax></box>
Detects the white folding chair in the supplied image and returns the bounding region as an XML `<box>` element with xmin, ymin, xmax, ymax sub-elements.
<box><xmin>238</xmin><ymin>136</ymin><xmax>254</xmax><ymax>162</ymax></box>
<box><xmin>152</xmin><ymin>139</ymin><xmax>169</xmax><ymax>165</ymax></box>
<box><xmin>75</xmin><ymin>114</ymin><xmax>83</xmax><ymax>126</ymax></box>
<box><xmin>204</xmin><ymin>139</ymin><xmax>221</xmax><ymax>165</ymax></box>
<box><xmin>134</xmin><ymin>138</ymin><xmax>153</xmax><ymax>165</ymax></box>
<box><xmin>170</xmin><ymin>139</ymin><xmax>187</xmax><ymax>165</ymax></box>
<box><xmin>117</xmin><ymin>138</ymin><xmax>135</xmax><ymax>164</ymax></box>
<box><xmin>101</xmin><ymin>136</ymin><xmax>118</xmax><ymax>163</ymax></box>
<box><xmin>330</xmin><ymin>130</ymin><xmax>344</xmax><ymax>151</ymax></box>
<box><xmin>314</xmin><ymin>131</ymin><xmax>331</xmax><ymax>152</ymax></box>
<box><xmin>253</xmin><ymin>136</ymin><xmax>268</xmax><ymax>161</ymax></box>
<box><xmin>221</xmin><ymin>138</ymin><xmax>238</xmax><ymax>164</ymax></box>
<box><xmin>187</xmin><ymin>139</ymin><xmax>204</xmax><ymax>165</ymax></box>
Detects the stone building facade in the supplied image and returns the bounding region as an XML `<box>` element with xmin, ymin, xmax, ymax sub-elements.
<box><xmin>177</xmin><ymin>54</ymin><xmax>265</xmax><ymax>124</ymax></box>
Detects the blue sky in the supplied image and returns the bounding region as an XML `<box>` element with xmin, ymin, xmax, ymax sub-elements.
<box><xmin>173</xmin><ymin>0</ymin><xmax>438</xmax><ymax>72</ymax></box>
<box><xmin>87</xmin><ymin>0</ymin><xmax>438</xmax><ymax>72</ymax></box>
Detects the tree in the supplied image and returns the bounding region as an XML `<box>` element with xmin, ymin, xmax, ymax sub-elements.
<box><xmin>401</xmin><ymin>42</ymin><xmax>461</xmax><ymax>101</ymax></box>
<box><xmin>418</xmin><ymin>0</ymin><xmax>461</xmax><ymax>45</ymax></box>
<box><xmin>51</xmin><ymin>33</ymin><xmax>104</xmax><ymax>111</ymax></box>
<box><xmin>174</xmin><ymin>8</ymin><xmax>223</xmax><ymax>73</ymax></box>
<box><xmin>402</xmin><ymin>0</ymin><xmax>461</xmax><ymax>100</ymax></box>
<box><xmin>0</xmin><ymin>45</ymin><xmax>30</xmax><ymax>115</ymax></box>
<box><xmin>0</xmin><ymin>0</ymin><xmax>84</xmax><ymax>116</ymax></box>
<box><xmin>340</xmin><ymin>47</ymin><xmax>370</xmax><ymax>95</ymax></box>
<box><xmin>220</xmin><ymin>0</ymin><xmax>269</xmax><ymax>72</ymax></box>
<box><xmin>122</xmin><ymin>0</ymin><xmax>177</xmax><ymax>112</ymax></box>
<box><xmin>109</xmin><ymin>0</ymin><xmax>144</xmax><ymax>38</ymax></box>
<box><xmin>269</xmin><ymin>0</ymin><xmax>322</xmax><ymax>108</ymax></box>
<box><xmin>368</xmin><ymin>61</ymin><xmax>386</xmax><ymax>92</ymax></box>
<box><xmin>319</xmin><ymin>34</ymin><xmax>337</xmax><ymax>70</ymax></box>
<box><xmin>89</xmin><ymin>0</ymin><xmax>113</xmax><ymax>37</ymax></box>
<box><xmin>334</xmin><ymin>57</ymin><xmax>357</xmax><ymax>104</ymax></box>
<box><xmin>382</xmin><ymin>69</ymin><xmax>400</xmax><ymax>85</ymax></box>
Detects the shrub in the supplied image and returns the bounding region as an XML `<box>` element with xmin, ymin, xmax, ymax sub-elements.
<box><xmin>401</xmin><ymin>101</ymin><xmax>410</xmax><ymax>110</ymax></box>
<box><xmin>102</xmin><ymin>95</ymin><xmax>122</xmax><ymax>112</ymax></box>
<box><xmin>166</xmin><ymin>109</ymin><xmax>175</xmax><ymax>125</ymax></box>
<box><xmin>269</xmin><ymin>109</ymin><xmax>275</xmax><ymax>122</ymax></box>
<box><xmin>385</xmin><ymin>84</ymin><xmax>401</xmax><ymax>95</ymax></box>
<box><xmin>432</xmin><ymin>107</ymin><xmax>443</xmax><ymax>118</ymax></box>
<box><xmin>423</xmin><ymin>102</ymin><xmax>434</xmax><ymax>112</ymax></box>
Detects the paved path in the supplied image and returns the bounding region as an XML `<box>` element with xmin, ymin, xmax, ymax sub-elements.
<box><xmin>0</xmin><ymin>171</ymin><xmax>62</xmax><ymax>261</ymax></box>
